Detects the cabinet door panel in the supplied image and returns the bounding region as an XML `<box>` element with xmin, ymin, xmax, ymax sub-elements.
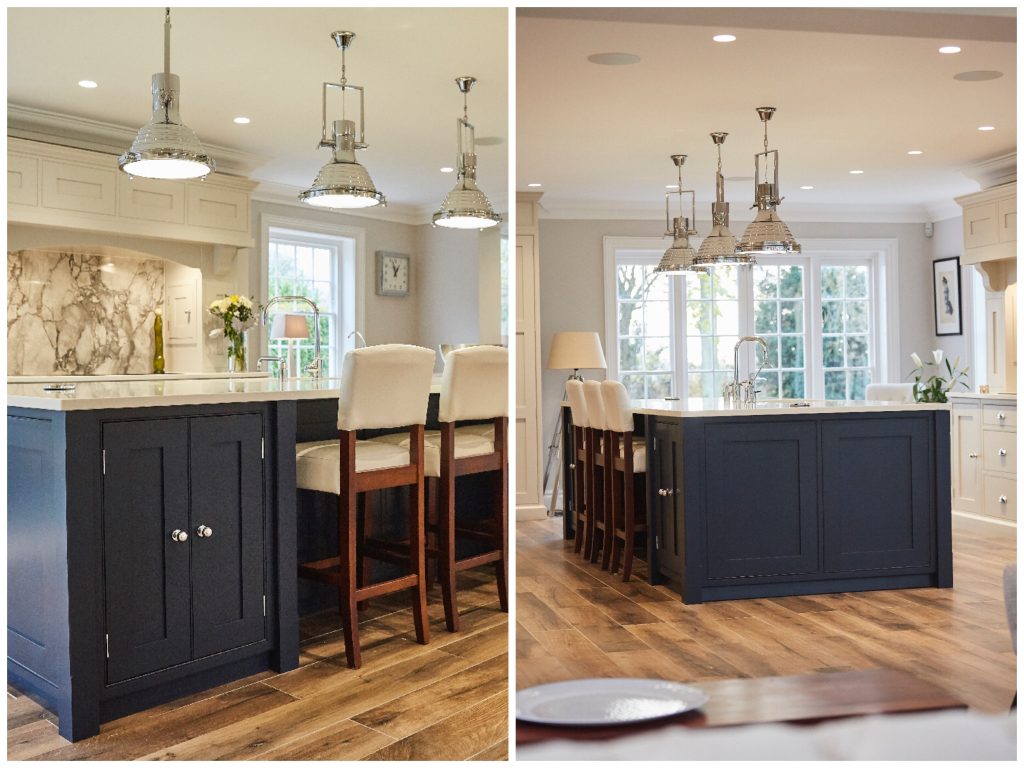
<box><xmin>652</xmin><ymin>420</ymin><xmax>685</xmax><ymax>582</ymax></box>
<box><xmin>704</xmin><ymin>420</ymin><xmax>818</xmax><ymax>578</ymax></box>
<box><xmin>189</xmin><ymin>414</ymin><xmax>266</xmax><ymax>657</ymax></box>
<box><xmin>822</xmin><ymin>417</ymin><xmax>932</xmax><ymax>572</ymax></box>
<box><xmin>952</xmin><ymin>404</ymin><xmax>982</xmax><ymax>513</ymax></box>
<box><xmin>102</xmin><ymin>419</ymin><xmax>191</xmax><ymax>684</ymax></box>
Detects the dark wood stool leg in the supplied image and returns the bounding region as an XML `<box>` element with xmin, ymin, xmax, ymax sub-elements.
<box><xmin>495</xmin><ymin>418</ymin><xmax>509</xmax><ymax>613</ymax></box>
<box><xmin>621</xmin><ymin>442</ymin><xmax>636</xmax><ymax>582</ymax></box>
<box><xmin>339</xmin><ymin>431</ymin><xmax>361</xmax><ymax>668</ymax></box>
<box><xmin>425</xmin><ymin>477</ymin><xmax>437</xmax><ymax>591</ymax></box>
<box><xmin>600</xmin><ymin>430</ymin><xmax>615</xmax><ymax>570</ymax></box>
<box><xmin>408</xmin><ymin>425</ymin><xmax>430</xmax><ymax>645</ymax></box>
<box><xmin>608</xmin><ymin>434</ymin><xmax>624</xmax><ymax>575</ymax></box>
<box><xmin>357</xmin><ymin>490</ymin><xmax>375</xmax><ymax>610</ymax></box>
<box><xmin>582</xmin><ymin>430</ymin><xmax>597</xmax><ymax>561</ymax></box>
<box><xmin>438</xmin><ymin>423</ymin><xmax>460</xmax><ymax>632</ymax></box>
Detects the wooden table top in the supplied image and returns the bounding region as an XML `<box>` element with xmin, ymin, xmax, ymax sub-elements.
<box><xmin>516</xmin><ymin>668</ymin><xmax>966</xmax><ymax>746</ymax></box>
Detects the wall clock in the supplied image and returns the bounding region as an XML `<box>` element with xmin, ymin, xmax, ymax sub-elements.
<box><xmin>376</xmin><ymin>251</ymin><xmax>410</xmax><ymax>297</ymax></box>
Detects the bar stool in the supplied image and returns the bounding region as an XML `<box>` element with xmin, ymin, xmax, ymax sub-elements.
<box><xmin>601</xmin><ymin>379</ymin><xmax>648</xmax><ymax>581</ymax></box>
<box><xmin>294</xmin><ymin>343</ymin><xmax>435</xmax><ymax>668</ymax></box>
<box><xmin>428</xmin><ymin>346</ymin><xmax>509</xmax><ymax>632</ymax></box>
<box><xmin>564</xmin><ymin>380</ymin><xmax>592</xmax><ymax>558</ymax></box>
<box><xmin>582</xmin><ymin>379</ymin><xmax>612</xmax><ymax>570</ymax></box>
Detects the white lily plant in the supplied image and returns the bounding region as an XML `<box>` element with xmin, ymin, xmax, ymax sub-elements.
<box><xmin>908</xmin><ymin>349</ymin><xmax>969</xmax><ymax>403</ymax></box>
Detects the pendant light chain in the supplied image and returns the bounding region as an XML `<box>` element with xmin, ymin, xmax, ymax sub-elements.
<box><xmin>163</xmin><ymin>8</ymin><xmax>171</xmax><ymax>76</ymax></box>
<box><xmin>763</xmin><ymin>117</ymin><xmax>769</xmax><ymax>154</ymax></box>
<box><xmin>339</xmin><ymin>43</ymin><xmax>347</xmax><ymax>122</ymax></box>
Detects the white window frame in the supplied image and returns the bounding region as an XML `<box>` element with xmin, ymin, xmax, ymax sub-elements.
<box><xmin>260</xmin><ymin>214</ymin><xmax>366</xmax><ymax>376</ymax></box>
<box><xmin>603</xmin><ymin>236</ymin><xmax>900</xmax><ymax>399</ymax></box>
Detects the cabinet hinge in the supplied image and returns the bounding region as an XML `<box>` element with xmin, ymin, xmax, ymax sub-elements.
<box><xmin>655</xmin><ymin>535</ymin><xmax>660</xmax><ymax>550</ymax></box>
<box><xmin>261</xmin><ymin>438</ymin><xmax>265</xmax><ymax>460</ymax></box>
<box><xmin>263</xmin><ymin>595</ymin><xmax>267</xmax><ymax>617</ymax></box>
<box><xmin>105</xmin><ymin>634</ymin><xmax>110</xmax><ymax>658</ymax></box>
<box><xmin>102</xmin><ymin>449</ymin><xmax>106</xmax><ymax>475</ymax></box>
<box><xmin>653</xmin><ymin>437</ymin><xmax>657</xmax><ymax>451</ymax></box>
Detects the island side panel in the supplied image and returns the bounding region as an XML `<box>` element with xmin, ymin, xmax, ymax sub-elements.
<box><xmin>271</xmin><ymin>400</ymin><xmax>300</xmax><ymax>669</ymax></box>
<box><xmin>933</xmin><ymin>409</ymin><xmax>953</xmax><ymax>587</ymax></box>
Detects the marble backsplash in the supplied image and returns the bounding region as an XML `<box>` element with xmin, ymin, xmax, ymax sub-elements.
<box><xmin>8</xmin><ymin>246</ymin><xmax>165</xmax><ymax>375</ymax></box>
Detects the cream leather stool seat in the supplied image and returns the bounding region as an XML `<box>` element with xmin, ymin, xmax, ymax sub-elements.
<box><xmin>618</xmin><ymin>443</ymin><xmax>646</xmax><ymax>472</ymax></box>
<box><xmin>294</xmin><ymin>343</ymin><xmax>435</xmax><ymax>669</ymax></box>
<box><xmin>372</xmin><ymin>430</ymin><xmax>496</xmax><ymax>478</ymax></box>
<box><xmin>565</xmin><ymin>380</ymin><xmax>592</xmax><ymax>558</ymax></box>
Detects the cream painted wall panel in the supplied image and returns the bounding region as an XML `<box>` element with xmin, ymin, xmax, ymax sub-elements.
<box><xmin>8</xmin><ymin>154</ymin><xmax>38</xmax><ymax>206</ymax></box>
<box><xmin>118</xmin><ymin>176</ymin><xmax>186</xmax><ymax>224</ymax></box>
<box><xmin>41</xmin><ymin>160</ymin><xmax>116</xmax><ymax>215</ymax></box>
<box><xmin>187</xmin><ymin>184</ymin><xmax>249</xmax><ymax>233</ymax></box>
<box><xmin>516</xmin><ymin>232</ymin><xmax>544</xmax><ymax>517</ymax></box>
<box><xmin>963</xmin><ymin>202</ymin><xmax>999</xmax><ymax>250</ymax></box>
<box><xmin>997</xmin><ymin>197</ymin><xmax>1016</xmax><ymax>243</ymax></box>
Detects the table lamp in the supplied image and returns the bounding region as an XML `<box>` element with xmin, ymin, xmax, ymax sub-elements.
<box><xmin>547</xmin><ymin>332</ymin><xmax>608</xmax><ymax>381</ymax></box>
<box><xmin>271</xmin><ymin>313</ymin><xmax>310</xmax><ymax>378</ymax></box>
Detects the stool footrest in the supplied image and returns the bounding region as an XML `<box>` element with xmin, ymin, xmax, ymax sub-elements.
<box><xmin>355</xmin><ymin>574</ymin><xmax>419</xmax><ymax>601</ymax></box>
<box><xmin>455</xmin><ymin>550</ymin><xmax>503</xmax><ymax>571</ymax></box>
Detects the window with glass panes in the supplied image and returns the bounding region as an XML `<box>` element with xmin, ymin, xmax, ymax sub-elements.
<box><xmin>267</xmin><ymin>236</ymin><xmax>338</xmax><ymax>377</ymax></box>
<box><xmin>609</xmin><ymin>243</ymin><xmax>886</xmax><ymax>401</ymax></box>
<box><xmin>616</xmin><ymin>262</ymin><xmax>674</xmax><ymax>399</ymax></box>
<box><xmin>820</xmin><ymin>263</ymin><xmax>872</xmax><ymax>400</ymax></box>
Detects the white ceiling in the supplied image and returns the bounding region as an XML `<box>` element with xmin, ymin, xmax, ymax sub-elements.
<box><xmin>7</xmin><ymin>7</ymin><xmax>508</xmax><ymax>223</ymax></box>
<box><xmin>517</xmin><ymin>7</ymin><xmax>1016</xmax><ymax>222</ymax></box>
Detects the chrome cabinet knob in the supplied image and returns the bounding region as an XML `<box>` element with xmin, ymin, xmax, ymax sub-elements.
<box><xmin>968</xmin><ymin>452</ymin><xmax>978</xmax><ymax>459</ymax></box>
<box><xmin>998</xmin><ymin>412</ymin><xmax>1006</xmax><ymax>421</ymax></box>
<box><xmin>569</xmin><ymin>463</ymin><xmax>576</xmax><ymax>469</ymax></box>
<box><xmin>658</xmin><ymin>488</ymin><xmax>675</xmax><ymax>497</ymax></box>
<box><xmin>170</xmin><ymin>529</ymin><xmax>188</xmax><ymax>543</ymax></box>
<box><xmin>999</xmin><ymin>448</ymin><xmax>1008</xmax><ymax>457</ymax></box>
<box><xmin>999</xmin><ymin>495</ymin><xmax>1008</xmax><ymax>504</ymax></box>
<box><xmin>196</xmin><ymin>525</ymin><xmax>213</xmax><ymax>538</ymax></box>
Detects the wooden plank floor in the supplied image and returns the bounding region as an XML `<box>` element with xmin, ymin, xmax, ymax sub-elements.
<box><xmin>517</xmin><ymin>514</ymin><xmax>1016</xmax><ymax>713</ymax></box>
<box><xmin>7</xmin><ymin>570</ymin><xmax>508</xmax><ymax>761</ymax></box>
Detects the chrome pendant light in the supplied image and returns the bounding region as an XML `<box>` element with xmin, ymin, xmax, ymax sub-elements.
<box><xmin>655</xmin><ymin>155</ymin><xmax>707</xmax><ymax>274</ymax></box>
<box><xmin>695</xmin><ymin>132</ymin><xmax>748</xmax><ymax>267</ymax></box>
<box><xmin>737</xmin><ymin>107</ymin><xmax>800</xmax><ymax>255</ymax></box>
<box><xmin>118</xmin><ymin>8</ymin><xmax>214</xmax><ymax>180</ymax></box>
<box><xmin>299</xmin><ymin>31</ymin><xmax>385</xmax><ymax>209</ymax></box>
<box><xmin>433</xmin><ymin>76</ymin><xmax>501</xmax><ymax>229</ymax></box>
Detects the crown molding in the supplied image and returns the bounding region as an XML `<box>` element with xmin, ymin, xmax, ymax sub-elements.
<box><xmin>535</xmin><ymin>198</ymin><xmax>946</xmax><ymax>225</ymax></box>
<box><xmin>961</xmin><ymin>151</ymin><xmax>1017</xmax><ymax>190</ymax></box>
<box><xmin>7</xmin><ymin>103</ymin><xmax>264</xmax><ymax>178</ymax></box>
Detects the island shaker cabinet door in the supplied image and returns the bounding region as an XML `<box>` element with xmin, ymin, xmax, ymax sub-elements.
<box><xmin>821</xmin><ymin>417</ymin><xmax>932</xmax><ymax>572</ymax></box>
<box><xmin>102</xmin><ymin>419</ymin><xmax>192</xmax><ymax>684</ymax></box>
<box><xmin>189</xmin><ymin>414</ymin><xmax>267</xmax><ymax>658</ymax></box>
<box><xmin>704</xmin><ymin>420</ymin><xmax>819</xmax><ymax>579</ymax></box>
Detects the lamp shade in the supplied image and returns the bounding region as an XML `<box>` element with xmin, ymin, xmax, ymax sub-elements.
<box><xmin>547</xmin><ymin>332</ymin><xmax>607</xmax><ymax>371</ymax></box>
<box><xmin>271</xmin><ymin>313</ymin><xmax>310</xmax><ymax>340</ymax></box>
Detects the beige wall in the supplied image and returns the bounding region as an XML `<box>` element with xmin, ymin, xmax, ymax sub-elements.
<box><xmin>537</xmin><ymin>217</ymin><xmax>944</xmax><ymax>448</ymax></box>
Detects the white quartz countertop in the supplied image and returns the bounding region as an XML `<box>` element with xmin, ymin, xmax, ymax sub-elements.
<box><xmin>8</xmin><ymin>375</ymin><xmax>444</xmax><ymax>411</ymax></box>
<box><xmin>7</xmin><ymin>372</ymin><xmax>271</xmax><ymax>384</ymax></box>
<box><xmin>631</xmin><ymin>397</ymin><xmax>950</xmax><ymax>418</ymax></box>
<box><xmin>947</xmin><ymin>391</ymin><xmax>1017</xmax><ymax>402</ymax></box>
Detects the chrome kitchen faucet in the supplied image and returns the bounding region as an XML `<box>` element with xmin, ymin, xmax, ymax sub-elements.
<box><xmin>261</xmin><ymin>296</ymin><xmax>324</xmax><ymax>379</ymax></box>
<box><xmin>724</xmin><ymin>336</ymin><xmax>769</xmax><ymax>405</ymax></box>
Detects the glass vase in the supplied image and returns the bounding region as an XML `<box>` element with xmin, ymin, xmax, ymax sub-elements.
<box><xmin>227</xmin><ymin>333</ymin><xmax>247</xmax><ymax>373</ymax></box>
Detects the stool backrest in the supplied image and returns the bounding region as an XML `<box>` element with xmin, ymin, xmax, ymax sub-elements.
<box><xmin>565</xmin><ymin>379</ymin><xmax>589</xmax><ymax>429</ymax></box>
<box><xmin>439</xmin><ymin>345</ymin><xmax>508</xmax><ymax>422</ymax></box>
<box><xmin>582</xmin><ymin>380</ymin><xmax>607</xmax><ymax>431</ymax></box>
<box><xmin>601</xmin><ymin>379</ymin><xmax>634</xmax><ymax>433</ymax></box>
<box><xmin>338</xmin><ymin>344</ymin><xmax>435</xmax><ymax>431</ymax></box>
<box><xmin>864</xmin><ymin>383</ymin><xmax>915</xmax><ymax>402</ymax></box>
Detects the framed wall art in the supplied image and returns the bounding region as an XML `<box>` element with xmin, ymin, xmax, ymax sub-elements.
<box><xmin>933</xmin><ymin>256</ymin><xmax>962</xmax><ymax>336</ymax></box>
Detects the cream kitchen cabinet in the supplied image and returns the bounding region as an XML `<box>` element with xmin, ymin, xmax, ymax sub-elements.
<box><xmin>950</xmin><ymin>394</ymin><xmax>1016</xmax><ymax>522</ymax></box>
<box><xmin>8</xmin><ymin>137</ymin><xmax>256</xmax><ymax>248</ymax></box>
<box><xmin>955</xmin><ymin>182</ymin><xmax>1016</xmax><ymax>266</ymax></box>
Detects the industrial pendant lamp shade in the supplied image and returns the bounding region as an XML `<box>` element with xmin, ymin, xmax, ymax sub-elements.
<box><xmin>118</xmin><ymin>8</ymin><xmax>214</xmax><ymax>180</ymax></box>
<box><xmin>737</xmin><ymin>107</ymin><xmax>801</xmax><ymax>255</ymax></box>
<box><xmin>655</xmin><ymin>154</ymin><xmax>707</xmax><ymax>274</ymax></box>
<box><xmin>695</xmin><ymin>132</ymin><xmax>747</xmax><ymax>267</ymax></box>
<box><xmin>433</xmin><ymin>77</ymin><xmax>501</xmax><ymax>230</ymax></box>
<box><xmin>299</xmin><ymin>31</ymin><xmax>385</xmax><ymax>209</ymax></box>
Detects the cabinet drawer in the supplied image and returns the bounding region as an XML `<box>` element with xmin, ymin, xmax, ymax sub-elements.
<box><xmin>983</xmin><ymin>474</ymin><xmax>1016</xmax><ymax>520</ymax></box>
<box><xmin>982</xmin><ymin>404</ymin><xmax>1016</xmax><ymax>428</ymax></box>
<box><xmin>963</xmin><ymin>202</ymin><xmax>999</xmax><ymax>249</ymax></box>
<box><xmin>998</xmin><ymin>196</ymin><xmax>1016</xmax><ymax>243</ymax></box>
<box><xmin>186</xmin><ymin>184</ymin><xmax>249</xmax><ymax>232</ymax></box>
<box><xmin>982</xmin><ymin>429</ymin><xmax>1016</xmax><ymax>474</ymax></box>
<box><xmin>8</xmin><ymin>154</ymin><xmax>39</xmax><ymax>206</ymax></box>
<box><xmin>41</xmin><ymin>160</ymin><xmax>116</xmax><ymax>215</ymax></box>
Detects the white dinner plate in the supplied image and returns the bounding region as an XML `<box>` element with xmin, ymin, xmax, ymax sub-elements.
<box><xmin>516</xmin><ymin>678</ymin><xmax>709</xmax><ymax>725</ymax></box>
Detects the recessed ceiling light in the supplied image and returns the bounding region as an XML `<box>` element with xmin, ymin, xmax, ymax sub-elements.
<box><xmin>978</xmin><ymin>125</ymin><xmax>996</xmax><ymax>132</ymax></box>
<box><xmin>712</xmin><ymin>34</ymin><xmax>736</xmax><ymax>43</ymax></box>
<box><xmin>587</xmin><ymin>52</ymin><xmax>641</xmax><ymax>66</ymax></box>
<box><xmin>954</xmin><ymin>70</ymin><xmax>1004</xmax><ymax>82</ymax></box>
<box><xmin>800</xmin><ymin>185</ymin><xmax>814</xmax><ymax>190</ymax></box>
<box><xmin>938</xmin><ymin>45</ymin><xmax>961</xmax><ymax>54</ymax></box>
<box><xmin>665</xmin><ymin>184</ymin><xmax>678</xmax><ymax>189</ymax></box>
<box><xmin>233</xmin><ymin>116</ymin><xmax>251</xmax><ymax>125</ymax></box>
<box><xmin>78</xmin><ymin>80</ymin><xmax>98</xmax><ymax>89</ymax></box>
<box><xmin>849</xmin><ymin>170</ymin><xmax>864</xmax><ymax>174</ymax></box>
<box><xmin>440</xmin><ymin>167</ymin><xmax>454</xmax><ymax>173</ymax></box>
<box><xmin>907</xmin><ymin>150</ymin><xmax>923</xmax><ymax>155</ymax></box>
<box><xmin>527</xmin><ymin>183</ymin><xmax>542</xmax><ymax>188</ymax></box>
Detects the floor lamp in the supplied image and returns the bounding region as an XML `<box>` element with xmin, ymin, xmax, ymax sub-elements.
<box><xmin>543</xmin><ymin>331</ymin><xmax>608</xmax><ymax>515</ymax></box>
